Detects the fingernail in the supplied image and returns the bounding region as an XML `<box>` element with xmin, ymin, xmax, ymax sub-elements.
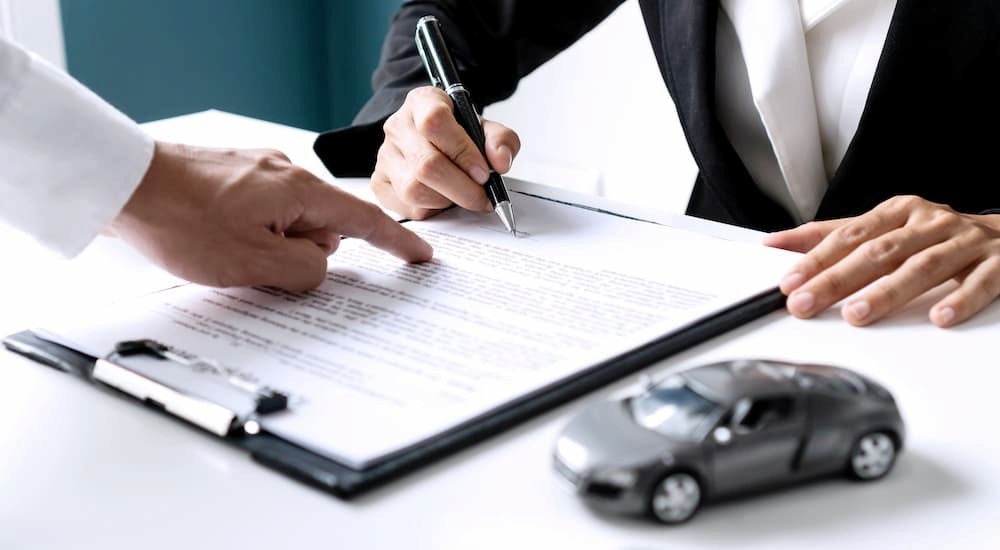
<box><xmin>844</xmin><ymin>299</ymin><xmax>871</xmax><ymax>322</ymax></box>
<box><xmin>787</xmin><ymin>291</ymin><xmax>815</xmax><ymax>315</ymax></box>
<box><xmin>470</xmin><ymin>166</ymin><xmax>488</xmax><ymax>184</ymax></box>
<box><xmin>499</xmin><ymin>146</ymin><xmax>513</xmax><ymax>171</ymax></box>
<box><xmin>932</xmin><ymin>306</ymin><xmax>956</xmax><ymax>326</ymax></box>
<box><xmin>780</xmin><ymin>271</ymin><xmax>805</xmax><ymax>292</ymax></box>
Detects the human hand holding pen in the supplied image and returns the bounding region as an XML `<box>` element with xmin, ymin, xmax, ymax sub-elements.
<box><xmin>371</xmin><ymin>85</ymin><xmax>521</xmax><ymax>221</ymax></box>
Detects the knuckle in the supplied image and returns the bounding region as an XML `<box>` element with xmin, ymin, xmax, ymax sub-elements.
<box><xmin>833</xmin><ymin>222</ymin><xmax>871</xmax><ymax>247</ymax></box>
<box><xmin>966</xmin><ymin>276</ymin><xmax>996</xmax><ymax>300</ymax></box>
<box><xmin>374</xmin><ymin>142</ymin><xmax>393</xmax><ymax>168</ymax></box>
<box><xmin>905</xmin><ymin>249</ymin><xmax>946</xmax><ymax>276</ymax></box>
<box><xmin>872</xmin><ymin>281</ymin><xmax>902</xmax><ymax>309</ymax></box>
<box><xmin>413</xmin><ymin>103</ymin><xmax>452</xmax><ymax>137</ymax></box>
<box><xmin>412</xmin><ymin>150</ymin><xmax>446</xmax><ymax>183</ymax></box>
<box><xmin>859</xmin><ymin>237</ymin><xmax>899</xmax><ymax>264</ymax></box>
<box><xmin>886</xmin><ymin>194</ymin><xmax>922</xmax><ymax>213</ymax></box>
<box><xmin>265</xmin><ymin>148</ymin><xmax>288</xmax><ymax>160</ymax></box>
<box><xmin>369</xmin><ymin>174</ymin><xmax>380</xmax><ymax>193</ymax></box>
<box><xmin>897</xmin><ymin>194</ymin><xmax>921</xmax><ymax>208</ymax></box>
<box><xmin>958</xmin><ymin>221</ymin><xmax>992</xmax><ymax>245</ymax></box>
<box><xmin>814</xmin><ymin>270</ymin><xmax>849</xmax><ymax>297</ymax></box>
<box><xmin>284</xmin><ymin>164</ymin><xmax>313</xmax><ymax>183</ymax></box>
<box><xmin>451</xmin><ymin>140</ymin><xmax>481</xmax><ymax>168</ymax></box>
<box><xmin>398</xmin><ymin>178</ymin><xmax>429</xmax><ymax>204</ymax></box>
<box><xmin>926</xmin><ymin>209</ymin><xmax>962</xmax><ymax>232</ymax></box>
<box><xmin>798</xmin><ymin>221</ymin><xmax>826</xmax><ymax>242</ymax></box>
<box><xmin>975</xmin><ymin>257</ymin><xmax>1000</xmax><ymax>295</ymax></box>
<box><xmin>406</xmin><ymin>86</ymin><xmax>435</xmax><ymax>103</ymax></box>
<box><xmin>794</xmin><ymin>254</ymin><xmax>826</xmax><ymax>277</ymax></box>
<box><xmin>259</xmin><ymin>149</ymin><xmax>290</xmax><ymax>167</ymax></box>
<box><xmin>253</xmin><ymin>149</ymin><xmax>286</xmax><ymax>170</ymax></box>
<box><xmin>382</xmin><ymin>113</ymin><xmax>402</xmax><ymax>136</ymax></box>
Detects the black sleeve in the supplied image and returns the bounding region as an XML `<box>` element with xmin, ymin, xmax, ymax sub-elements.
<box><xmin>314</xmin><ymin>0</ymin><xmax>626</xmax><ymax>178</ymax></box>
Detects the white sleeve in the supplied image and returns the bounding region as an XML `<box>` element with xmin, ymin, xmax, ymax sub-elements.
<box><xmin>0</xmin><ymin>37</ymin><xmax>155</xmax><ymax>257</ymax></box>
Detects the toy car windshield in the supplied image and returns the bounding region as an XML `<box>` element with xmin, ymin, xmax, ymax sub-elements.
<box><xmin>627</xmin><ymin>375</ymin><xmax>724</xmax><ymax>442</ymax></box>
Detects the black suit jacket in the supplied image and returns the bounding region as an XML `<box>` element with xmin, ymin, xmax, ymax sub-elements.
<box><xmin>314</xmin><ymin>0</ymin><xmax>1000</xmax><ymax>232</ymax></box>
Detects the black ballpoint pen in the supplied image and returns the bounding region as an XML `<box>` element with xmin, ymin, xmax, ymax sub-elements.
<box><xmin>415</xmin><ymin>15</ymin><xmax>517</xmax><ymax>234</ymax></box>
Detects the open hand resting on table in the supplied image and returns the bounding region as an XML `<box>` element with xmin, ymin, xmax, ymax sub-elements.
<box><xmin>371</xmin><ymin>86</ymin><xmax>521</xmax><ymax>219</ymax></box>
<box><xmin>109</xmin><ymin>142</ymin><xmax>432</xmax><ymax>291</ymax></box>
<box><xmin>765</xmin><ymin>195</ymin><xmax>1000</xmax><ymax>328</ymax></box>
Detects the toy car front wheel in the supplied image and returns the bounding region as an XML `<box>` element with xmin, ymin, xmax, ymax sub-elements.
<box><xmin>649</xmin><ymin>472</ymin><xmax>702</xmax><ymax>524</ymax></box>
<box><xmin>848</xmin><ymin>431</ymin><xmax>897</xmax><ymax>480</ymax></box>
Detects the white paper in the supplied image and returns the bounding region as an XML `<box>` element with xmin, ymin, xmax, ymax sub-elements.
<box><xmin>36</xmin><ymin>192</ymin><xmax>799</xmax><ymax>468</ymax></box>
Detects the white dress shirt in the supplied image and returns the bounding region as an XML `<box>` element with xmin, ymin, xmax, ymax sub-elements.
<box><xmin>716</xmin><ymin>0</ymin><xmax>897</xmax><ymax>222</ymax></box>
<box><xmin>0</xmin><ymin>37</ymin><xmax>153</xmax><ymax>257</ymax></box>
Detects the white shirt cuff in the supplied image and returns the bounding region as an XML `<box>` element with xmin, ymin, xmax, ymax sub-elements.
<box><xmin>0</xmin><ymin>38</ymin><xmax>155</xmax><ymax>257</ymax></box>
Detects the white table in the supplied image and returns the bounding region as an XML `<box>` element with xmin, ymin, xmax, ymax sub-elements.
<box><xmin>2</xmin><ymin>111</ymin><xmax>997</xmax><ymax>550</ymax></box>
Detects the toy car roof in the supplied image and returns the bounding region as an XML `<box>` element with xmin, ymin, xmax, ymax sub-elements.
<box><xmin>677</xmin><ymin>359</ymin><xmax>867</xmax><ymax>404</ymax></box>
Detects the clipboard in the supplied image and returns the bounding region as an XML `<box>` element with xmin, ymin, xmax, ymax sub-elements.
<box><xmin>2</xmin><ymin>287</ymin><xmax>784</xmax><ymax>498</ymax></box>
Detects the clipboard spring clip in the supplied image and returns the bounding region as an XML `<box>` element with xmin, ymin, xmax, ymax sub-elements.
<box><xmin>114</xmin><ymin>338</ymin><xmax>288</xmax><ymax>414</ymax></box>
<box><xmin>111</xmin><ymin>339</ymin><xmax>290</xmax><ymax>415</ymax></box>
<box><xmin>93</xmin><ymin>339</ymin><xmax>289</xmax><ymax>437</ymax></box>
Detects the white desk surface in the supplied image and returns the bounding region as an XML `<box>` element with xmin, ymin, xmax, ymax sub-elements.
<box><xmin>2</xmin><ymin>111</ymin><xmax>998</xmax><ymax>549</ymax></box>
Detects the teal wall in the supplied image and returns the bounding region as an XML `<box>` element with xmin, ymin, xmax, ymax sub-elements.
<box><xmin>59</xmin><ymin>0</ymin><xmax>401</xmax><ymax>131</ymax></box>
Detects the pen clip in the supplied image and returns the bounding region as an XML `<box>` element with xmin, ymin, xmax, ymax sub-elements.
<box><xmin>415</xmin><ymin>20</ymin><xmax>443</xmax><ymax>90</ymax></box>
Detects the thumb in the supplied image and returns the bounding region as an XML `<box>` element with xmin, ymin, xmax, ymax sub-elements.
<box><xmin>483</xmin><ymin>119</ymin><xmax>521</xmax><ymax>174</ymax></box>
<box><xmin>258</xmin><ymin>235</ymin><xmax>331</xmax><ymax>291</ymax></box>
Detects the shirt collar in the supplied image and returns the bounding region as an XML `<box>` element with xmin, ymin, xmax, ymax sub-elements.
<box><xmin>799</xmin><ymin>0</ymin><xmax>852</xmax><ymax>30</ymax></box>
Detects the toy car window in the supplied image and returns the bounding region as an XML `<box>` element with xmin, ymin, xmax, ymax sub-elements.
<box><xmin>795</xmin><ymin>370</ymin><xmax>865</xmax><ymax>395</ymax></box>
<box><xmin>629</xmin><ymin>377</ymin><xmax>723</xmax><ymax>441</ymax></box>
<box><xmin>732</xmin><ymin>396</ymin><xmax>793</xmax><ymax>432</ymax></box>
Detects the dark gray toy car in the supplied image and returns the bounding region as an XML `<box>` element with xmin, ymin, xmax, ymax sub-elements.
<box><xmin>553</xmin><ymin>359</ymin><xmax>905</xmax><ymax>524</ymax></box>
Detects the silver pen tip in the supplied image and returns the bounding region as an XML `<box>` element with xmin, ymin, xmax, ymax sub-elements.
<box><xmin>495</xmin><ymin>201</ymin><xmax>516</xmax><ymax>235</ymax></box>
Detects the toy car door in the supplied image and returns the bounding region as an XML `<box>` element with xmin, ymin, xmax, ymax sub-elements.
<box><xmin>708</xmin><ymin>395</ymin><xmax>807</xmax><ymax>495</ymax></box>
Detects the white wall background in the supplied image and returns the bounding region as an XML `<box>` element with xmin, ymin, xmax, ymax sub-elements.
<box><xmin>0</xmin><ymin>0</ymin><xmax>65</xmax><ymax>68</ymax></box>
<box><xmin>483</xmin><ymin>1</ymin><xmax>697</xmax><ymax>214</ymax></box>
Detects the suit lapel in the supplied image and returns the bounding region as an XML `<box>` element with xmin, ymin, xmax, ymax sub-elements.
<box><xmin>659</xmin><ymin>0</ymin><xmax>715</xmax><ymax>122</ymax></box>
<box><xmin>819</xmin><ymin>0</ymin><xmax>991</xmax><ymax>217</ymax></box>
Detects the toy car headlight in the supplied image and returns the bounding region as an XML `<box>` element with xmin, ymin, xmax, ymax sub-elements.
<box><xmin>555</xmin><ymin>437</ymin><xmax>590</xmax><ymax>471</ymax></box>
<box><xmin>591</xmin><ymin>468</ymin><xmax>638</xmax><ymax>488</ymax></box>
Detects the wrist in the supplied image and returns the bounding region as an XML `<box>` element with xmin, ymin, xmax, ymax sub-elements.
<box><xmin>112</xmin><ymin>141</ymin><xmax>179</xmax><ymax>232</ymax></box>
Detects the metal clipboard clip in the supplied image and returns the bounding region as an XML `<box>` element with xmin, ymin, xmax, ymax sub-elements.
<box><xmin>92</xmin><ymin>339</ymin><xmax>288</xmax><ymax>437</ymax></box>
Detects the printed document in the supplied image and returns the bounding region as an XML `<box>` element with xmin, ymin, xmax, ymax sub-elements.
<box><xmin>36</xmin><ymin>192</ymin><xmax>799</xmax><ymax>468</ymax></box>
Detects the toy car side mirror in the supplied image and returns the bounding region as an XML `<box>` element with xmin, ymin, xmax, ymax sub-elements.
<box><xmin>713</xmin><ymin>426</ymin><xmax>733</xmax><ymax>445</ymax></box>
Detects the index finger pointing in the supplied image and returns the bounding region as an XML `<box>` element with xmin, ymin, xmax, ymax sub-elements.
<box><xmin>313</xmin><ymin>184</ymin><xmax>433</xmax><ymax>263</ymax></box>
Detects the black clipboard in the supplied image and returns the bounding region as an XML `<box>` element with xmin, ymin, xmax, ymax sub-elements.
<box><xmin>2</xmin><ymin>286</ymin><xmax>783</xmax><ymax>498</ymax></box>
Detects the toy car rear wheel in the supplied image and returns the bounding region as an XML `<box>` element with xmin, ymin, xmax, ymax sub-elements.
<box><xmin>848</xmin><ymin>431</ymin><xmax>897</xmax><ymax>480</ymax></box>
<box><xmin>648</xmin><ymin>472</ymin><xmax>701</xmax><ymax>524</ymax></box>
